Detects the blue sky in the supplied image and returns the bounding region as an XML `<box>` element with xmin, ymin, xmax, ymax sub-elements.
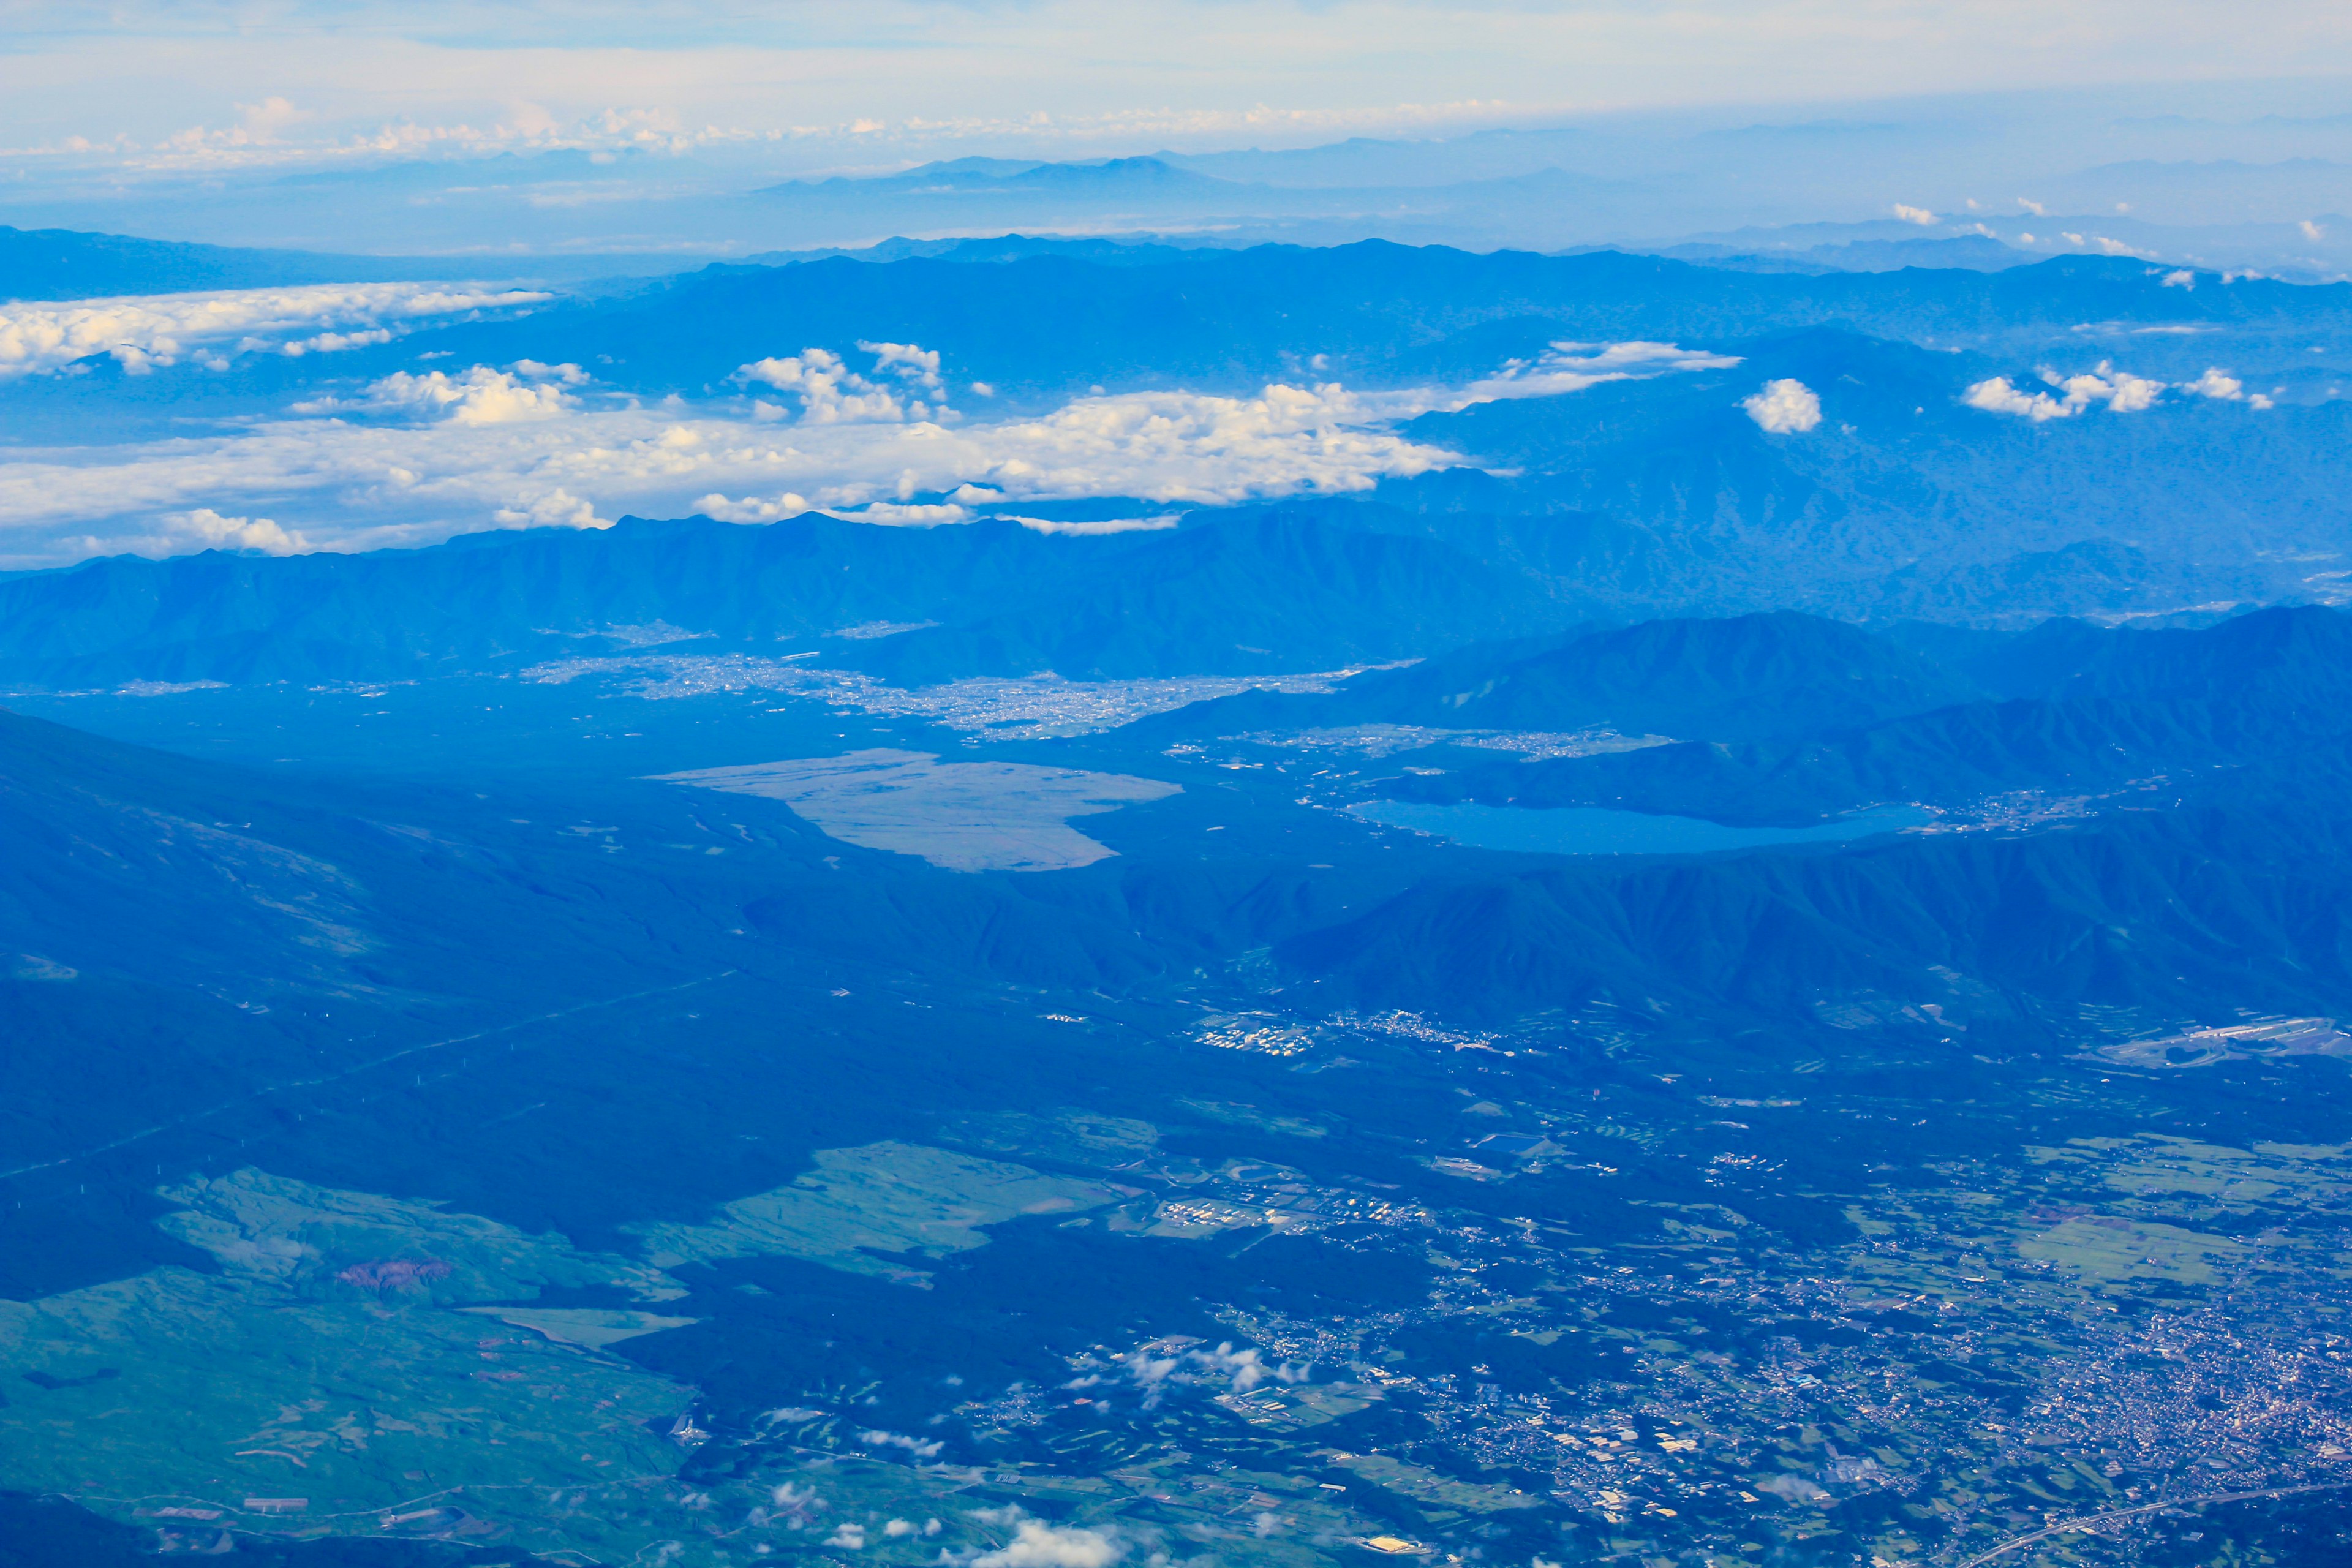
<box><xmin>1</xmin><ymin>1</ymin><xmax>2348</xmax><ymax>176</ymax></box>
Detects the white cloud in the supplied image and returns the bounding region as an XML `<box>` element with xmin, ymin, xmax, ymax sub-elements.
<box><xmin>2182</xmin><ymin>366</ymin><xmax>2275</xmax><ymax>409</ymax></box>
<box><xmin>860</xmin><ymin>340</ymin><xmax>944</xmax><ymax>390</ymax></box>
<box><xmin>2018</xmin><ymin>198</ymin><xmax>2048</xmax><ymax>216</ymax></box>
<box><xmin>2302</xmin><ymin>220</ymin><xmax>2328</xmax><ymax>243</ymax></box>
<box><xmin>1191</xmin><ymin>1341</ymin><xmax>1298</xmax><ymax>1390</ymax></box>
<box><xmin>491</xmin><ymin>486</ymin><xmax>609</xmax><ymax>528</ymax></box>
<box><xmin>0</xmin><ymin>282</ymin><xmax>549</xmax><ymax>379</ymax></box>
<box><xmin>736</xmin><ymin>345</ymin><xmax>954</xmax><ymax>424</ymax></box>
<box><xmin>1741</xmin><ymin>378</ymin><xmax>1821</xmax><ymax>434</ymax></box>
<box><xmin>972</xmin><ymin>1520</ymin><xmax>1123</xmax><ymax>1568</ymax></box>
<box><xmin>0</xmin><ymin>339</ymin><xmax>1741</xmax><ymax>568</ymax></box>
<box><xmin>1892</xmin><ymin>203</ymin><xmax>1937</xmax><ymax>225</ymax></box>
<box><xmin>165</xmin><ymin>508</ymin><xmax>311</xmax><ymax>554</ymax></box>
<box><xmin>2182</xmin><ymin>367</ymin><xmax>2244</xmax><ymax>400</ymax></box>
<box><xmin>1964</xmin><ymin>361</ymin><xmax>2168</xmax><ymax>420</ymax></box>
<box><xmin>1966</xmin><ymin>360</ymin><xmax>2275</xmax><ymax>421</ymax></box>
<box><xmin>321</xmin><ymin>364</ymin><xmax>577</xmax><ymax>424</ymax></box>
<box><xmin>858</xmin><ymin>1428</ymin><xmax>945</xmax><ymax>1457</ymax></box>
<box><xmin>2085</xmin><ymin>366</ymin><xmax>2164</xmax><ymax>411</ymax></box>
<box><xmin>692</xmin><ymin>491</ymin><xmax>813</xmax><ymax>523</ymax></box>
<box><xmin>826</xmin><ymin>1523</ymin><xmax>867</xmax><ymax>1549</ymax></box>
<box><xmin>1963</xmin><ymin>377</ymin><xmax>2076</xmax><ymax>420</ymax></box>
<box><xmin>2162</xmin><ymin>270</ymin><xmax>2195</xmax><ymax>288</ymax></box>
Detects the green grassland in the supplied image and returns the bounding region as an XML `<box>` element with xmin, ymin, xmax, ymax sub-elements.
<box><xmin>629</xmin><ymin>1141</ymin><xmax>1129</xmax><ymax>1283</ymax></box>
<box><xmin>0</xmin><ymin>1169</ymin><xmax>698</xmax><ymax>1555</ymax></box>
<box><xmin>0</xmin><ymin>1149</ymin><xmax>1157</xmax><ymax>1561</ymax></box>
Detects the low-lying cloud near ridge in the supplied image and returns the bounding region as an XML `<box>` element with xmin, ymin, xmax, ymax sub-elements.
<box><xmin>0</xmin><ymin>336</ymin><xmax>1744</xmax><ymax>568</ymax></box>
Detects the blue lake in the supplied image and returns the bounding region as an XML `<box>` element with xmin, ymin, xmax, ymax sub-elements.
<box><xmin>1348</xmin><ymin>800</ymin><xmax>1934</xmax><ymax>856</ymax></box>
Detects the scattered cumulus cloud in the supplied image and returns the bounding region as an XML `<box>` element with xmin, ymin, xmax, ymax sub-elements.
<box><xmin>1962</xmin><ymin>378</ymin><xmax>2079</xmax><ymax>420</ymax></box>
<box><xmin>1962</xmin><ymin>361</ymin><xmax>2262</xmax><ymax>421</ymax></box>
<box><xmin>1741</xmin><ymin>378</ymin><xmax>1821</xmax><ymax>434</ymax></box>
<box><xmin>2302</xmin><ymin>220</ymin><xmax>2328</xmax><ymax>243</ymax></box>
<box><xmin>861</xmin><ymin>340</ymin><xmax>944</xmax><ymax>389</ymax></box>
<box><xmin>310</xmin><ymin>364</ymin><xmax>581</xmax><ymax>424</ymax></box>
<box><xmin>0</xmin><ymin>283</ymin><xmax>548</xmax><ymax>379</ymax></box>
<box><xmin>166</xmin><ymin>508</ymin><xmax>311</xmax><ymax>554</ymax></box>
<box><xmin>2182</xmin><ymin>366</ymin><xmax>2275</xmax><ymax>408</ymax></box>
<box><xmin>736</xmin><ymin>345</ymin><xmax>953</xmax><ymax>423</ymax></box>
<box><xmin>1891</xmin><ymin>203</ymin><xmax>1937</xmax><ymax>225</ymax></box>
<box><xmin>2018</xmin><ymin>198</ymin><xmax>2048</xmax><ymax>216</ymax></box>
<box><xmin>2082</xmin><ymin>366</ymin><xmax>2164</xmax><ymax>412</ymax></box>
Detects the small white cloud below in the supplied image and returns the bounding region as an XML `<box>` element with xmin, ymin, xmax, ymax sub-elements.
<box><xmin>1741</xmin><ymin>378</ymin><xmax>1821</xmax><ymax>434</ymax></box>
<box><xmin>2302</xmin><ymin>220</ymin><xmax>2328</xmax><ymax>243</ymax></box>
<box><xmin>971</xmin><ymin>1518</ymin><xmax>1123</xmax><ymax>1568</ymax></box>
<box><xmin>1892</xmin><ymin>203</ymin><xmax>1937</xmax><ymax>225</ymax></box>
<box><xmin>2162</xmin><ymin>270</ymin><xmax>2196</xmax><ymax>289</ymax></box>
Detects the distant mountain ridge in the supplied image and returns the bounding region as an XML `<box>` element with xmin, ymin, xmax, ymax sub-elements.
<box><xmin>0</xmin><ymin>224</ymin><xmax>479</xmax><ymax>301</ymax></box>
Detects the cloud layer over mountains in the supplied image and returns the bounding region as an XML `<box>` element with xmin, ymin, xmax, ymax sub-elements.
<box><xmin>0</xmin><ymin>282</ymin><xmax>550</xmax><ymax>378</ymax></box>
<box><xmin>0</xmin><ymin>350</ymin><xmax>1474</xmax><ymax>563</ymax></box>
<box><xmin>0</xmin><ymin>316</ymin><xmax>1754</xmax><ymax>565</ymax></box>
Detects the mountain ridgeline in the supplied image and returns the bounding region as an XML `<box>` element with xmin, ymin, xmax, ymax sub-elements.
<box><xmin>8</xmin><ymin>237</ymin><xmax>2352</xmax><ymax>625</ymax></box>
